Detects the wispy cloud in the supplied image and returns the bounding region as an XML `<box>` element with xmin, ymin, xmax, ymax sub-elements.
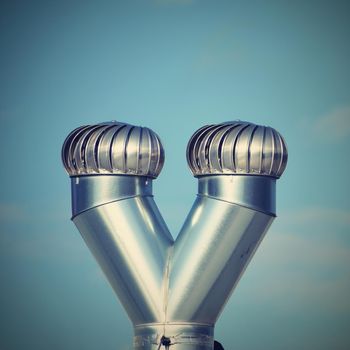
<box><xmin>153</xmin><ymin>0</ymin><xmax>195</xmax><ymax>6</ymax></box>
<box><xmin>279</xmin><ymin>206</ymin><xmax>350</xmax><ymax>228</ymax></box>
<box><xmin>0</xmin><ymin>227</ymin><xmax>87</xmax><ymax>263</ymax></box>
<box><xmin>313</xmin><ymin>105</ymin><xmax>350</xmax><ymax>141</ymax></box>
<box><xmin>0</xmin><ymin>200</ymin><xmax>69</xmax><ymax>224</ymax></box>
<box><xmin>234</xmin><ymin>205</ymin><xmax>350</xmax><ymax>314</ymax></box>
<box><xmin>0</xmin><ymin>203</ymin><xmax>28</xmax><ymax>222</ymax></box>
<box><xmin>190</xmin><ymin>25</ymin><xmax>242</xmax><ymax>72</ymax></box>
<box><xmin>250</xmin><ymin>229</ymin><xmax>350</xmax><ymax>312</ymax></box>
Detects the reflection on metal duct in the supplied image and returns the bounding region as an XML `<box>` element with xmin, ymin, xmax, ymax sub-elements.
<box><xmin>62</xmin><ymin>120</ymin><xmax>288</xmax><ymax>350</ymax></box>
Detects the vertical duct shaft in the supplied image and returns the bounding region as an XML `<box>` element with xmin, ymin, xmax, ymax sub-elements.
<box><xmin>167</xmin><ymin>175</ymin><xmax>275</xmax><ymax>324</ymax></box>
<box><xmin>71</xmin><ymin>175</ymin><xmax>173</xmax><ymax>325</ymax></box>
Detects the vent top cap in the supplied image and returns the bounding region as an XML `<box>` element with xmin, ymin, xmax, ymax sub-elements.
<box><xmin>187</xmin><ymin>121</ymin><xmax>288</xmax><ymax>178</ymax></box>
<box><xmin>62</xmin><ymin>121</ymin><xmax>164</xmax><ymax>178</ymax></box>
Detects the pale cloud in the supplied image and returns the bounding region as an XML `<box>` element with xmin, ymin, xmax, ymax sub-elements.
<box><xmin>250</xmin><ymin>230</ymin><xmax>350</xmax><ymax>312</ymax></box>
<box><xmin>0</xmin><ymin>203</ymin><xmax>28</xmax><ymax>221</ymax></box>
<box><xmin>153</xmin><ymin>0</ymin><xmax>195</xmax><ymax>6</ymax></box>
<box><xmin>232</xmin><ymin>205</ymin><xmax>350</xmax><ymax>314</ymax></box>
<box><xmin>193</xmin><ymin>26</ymin><xmax>241</xmax><ymax>71</ymax></box>
<box><xmin>257</xmin><ymin>229</ymin><xmax>350</xmax><ymax>267</ymax></box>
<box><xmin>0</xmin><ymin>200</ymin><xmax>69</xmax><ymax>223</ymax></box>
<box><xmin>313</xmin><ymin>105</ymin><xmax>350</xmax><ymax>141</ymax></box>
<box><xmin>279</xmin><ymin>206</ymin><xmax>350</xmax><ymax>227</ymax></box>
<box><xmin>0</xmin><ymin>228</ymin><xmax>87</xmax><ymax>263</ymax></box>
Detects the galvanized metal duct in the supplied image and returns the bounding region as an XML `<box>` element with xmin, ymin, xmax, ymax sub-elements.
<box><xmin>62</xmin><ymin>120</ymin><xmax>288</xmax><ymax>350</ymax></box>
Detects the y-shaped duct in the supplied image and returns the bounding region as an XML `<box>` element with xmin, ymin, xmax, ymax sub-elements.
<box><xmin>62</xmin><ymin>121</ymin><xmax>287</xmax><ymax>349</ymax></box>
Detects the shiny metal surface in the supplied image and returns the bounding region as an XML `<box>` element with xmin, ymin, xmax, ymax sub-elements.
<box><xmin>62</xmin><ymin>121</ymin><xmax>164</xmax><ymax>178</ymax></box>
<box><xmin>187</xmin><ymin>121</ymin><xmax>288</xmax><ymax>178</ymax></box>
<box><xmin>70</xmin><ymin>175</ymin><xmax>274</xmax><ymax>348</ymax></box>
<box><xmin>198</xmin><ymin>175</ymin><xmax>276</xmax><ymax>216</ymax></box>
<box><xmin>72</xmin><ymin>176</ymin><xmax>173</xmax><ymax>325</ymax></box>
<box><xmin>167</xmin><ymin>178</ymin><xmax>273</xmax><ymax>324</ymax></box>
<box><xmin>70</xmin><ymin>175</ymin><xmax>153</xmax><ymax>217</ymax></box>
<box><xmin>134</xmin><ymin>323</ymin><xmax>214</xmax><ymax>349</ymax></box>
<box><xmin>62</xmin><ymin>121</ymin><xmax>288</xmax><ymax>349</ymax></box>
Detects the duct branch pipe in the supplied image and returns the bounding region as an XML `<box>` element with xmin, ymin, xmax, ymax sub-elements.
<box><xmin>62</xmin><ymin>122</ymin><xmax>173</xmax><ymax>326</ymax></box>
<box><xmin>62</xmin><ymin>120</ymin><xmax>288</xmax><ymax>350</ymax></box>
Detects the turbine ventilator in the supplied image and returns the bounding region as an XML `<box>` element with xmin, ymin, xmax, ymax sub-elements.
<box><xmin>61</xmin><ymin>120</ymin><xmax>288</xmax><ymax>349</ymax></box>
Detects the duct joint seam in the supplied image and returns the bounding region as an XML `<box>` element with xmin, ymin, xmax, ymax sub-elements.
<box><xmin>71</xmin><ymin>194</ymin><xmax>154</xmax><ymax>219</ymax></box>
<box><xmin>196</xmin><ymin>193</ymin><xmax>277</xmax><ymax>217</ymax></box>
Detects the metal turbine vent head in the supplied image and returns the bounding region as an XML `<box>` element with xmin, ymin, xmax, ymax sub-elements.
<box><xmin>187</xmin><ymin>120</ymin><xmax>288</xmax><ymax>178</ymax></box>
<box><xmin>62</xmin><ymin>121</ymin><xmax>164</xmax><ymax>178</ymax></box>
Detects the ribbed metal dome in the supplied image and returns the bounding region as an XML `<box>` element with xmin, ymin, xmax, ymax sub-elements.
<box><xmin>187</xmin><ymin>121</ymin><xmax>288</xmax><ymax>178</ymax></box>
<box><xmin>62</xmin><ymin>121</ymin><xmax>164</xmax><ymax>178</ymax></box>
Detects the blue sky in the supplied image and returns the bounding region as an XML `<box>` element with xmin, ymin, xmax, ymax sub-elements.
<box><xmin>0</xmin><ymin>0</ymin><xmax>349</xmax><ymax>349</ymax></box>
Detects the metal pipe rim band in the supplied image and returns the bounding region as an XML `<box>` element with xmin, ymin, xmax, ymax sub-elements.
<box><xmin>198</xmin><ymin>175</ymin><xmax>276</xmax><ymax>216</ymax></box>
<box><xmin>70</xmin><ymin>175</ymin><xmax>153</xmax><ymax>218</ymax></box>
<box><xmin>134</xmin><ymin>323</ymin><xmax>214</xmax><ymax>349</ymax></box>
